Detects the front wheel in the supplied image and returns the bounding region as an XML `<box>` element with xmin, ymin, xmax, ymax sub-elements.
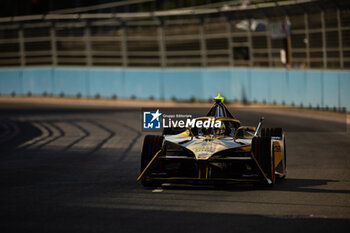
<box><xmin>140</xmin><ymin>135</ymin><xmax>163</xmax><ymax>187</ymax></box>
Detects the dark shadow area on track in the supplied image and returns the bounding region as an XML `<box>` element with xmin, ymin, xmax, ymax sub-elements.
<box><xmin>0</xmin><ymin>146</ymin><xmax>136</xmax><ymax>189</ymax></box>
<box><xmin>0</xmin><ymin>120</ymin><xmax>42</xmax><ymax>152</ymax></box>
<box><xmin>3</xmin><ymin>154</ymin><xmax>348</xmax><ymax>195</ymax></box>
<box><xmin>0</xmin><ymin>206</ymin><xmax>349</xmax><ymax>233</ymax></box>
<box><xmin>141</xmin><ymin>178</ymin><xmax>350</xmax><ymax>195</ymax></box>
<box><xmin>271</xmin><ymin>178</ymin><xmax>350</xmax><ymax>194</ymax></box>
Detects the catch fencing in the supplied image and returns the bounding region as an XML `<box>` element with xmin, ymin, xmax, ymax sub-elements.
<box><xmin>0</xmin><ymin>2</ymin><xmax>349</xmax><ymax>69</ymax></box>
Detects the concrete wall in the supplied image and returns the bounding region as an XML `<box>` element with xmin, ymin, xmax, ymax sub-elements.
<box><xmin>0</xmin><ymin>67</ymin><xmax>349</xmax><ymax>111</ymax></box>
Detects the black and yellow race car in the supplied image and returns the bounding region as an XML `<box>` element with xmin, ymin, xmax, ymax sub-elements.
<box><xmin>138</xmin><ymin>94</ymin><xmax>286</xmax><ymax>187</ymax></box>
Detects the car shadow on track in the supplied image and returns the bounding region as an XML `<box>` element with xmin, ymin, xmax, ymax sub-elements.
<box><xmin>145</xmin><ymin>178</ymin><xmax>350</xmax><ymax>194</ymax></box>
<box><xmin>271</xmin><ymin>178</ymin><xmax>350</xmax><ymax>194</ymax></box>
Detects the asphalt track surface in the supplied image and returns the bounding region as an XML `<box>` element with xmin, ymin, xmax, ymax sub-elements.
<box><xmin>0</xmin><ymin>101</ymin><xmax>349</xmax><ymax>233</ymax></box>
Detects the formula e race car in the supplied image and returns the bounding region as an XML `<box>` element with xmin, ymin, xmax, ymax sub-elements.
<box><xmin>138</xmin><ymin>94</ymin><xmax>286</xmax><ymax>187</ymax></box>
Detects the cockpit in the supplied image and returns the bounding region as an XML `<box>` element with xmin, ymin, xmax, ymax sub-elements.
<box><xmin>191</xmin><ymin>119</ymin><xmax>239</xmax><ymax>138</ymax></box>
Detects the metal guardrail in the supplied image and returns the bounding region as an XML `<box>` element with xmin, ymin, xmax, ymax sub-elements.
<box><xmin>0</xmin><ymin>1</ymin><xmax>349</xmax><ymax>69</ymax></box>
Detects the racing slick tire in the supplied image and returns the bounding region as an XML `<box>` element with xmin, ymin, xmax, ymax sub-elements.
<box><xmin>261</xmin><ymin>128</ymin><xmax>287</xmax><ymax>178</ymax></box>
<box><xmin>251</xmin><ymin>136</ymin><xmax>275</xmax><ymax>186</ymax></box>
<box><xmin>140</xmin><ymin>135</ymin><xmax>163</xmax><ymax>187</ymax></box>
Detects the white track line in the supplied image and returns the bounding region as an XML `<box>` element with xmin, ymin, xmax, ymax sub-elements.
<box><xmin>31</xmin><ymin>122</ymin><xmax>61</xmax><ymax>150</ymax></box>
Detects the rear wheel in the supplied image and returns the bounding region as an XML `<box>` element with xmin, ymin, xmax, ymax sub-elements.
<box><xmin>261</xmin><ymin>127</ymin><xmax>286</xmax><ymax>178</ymax></box>
<box><xmin>140</xmin><ymin>135</ymin><xmax>163</xmax><ymax>187</ymax></box>
<box><xmin>252</xmin><ymin>136</ymin><xmax>275</xmax><ymax>186</ymax></box>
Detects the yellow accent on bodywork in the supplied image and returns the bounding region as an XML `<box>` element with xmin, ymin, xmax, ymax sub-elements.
<box><xmin>273</xmin><ymin>141</ymin><xmax>282</xmax><ymax>168</ymax></box>
<box><xmin>137</xmin><ymin>150</ymin><xmax>161</xmax><ymax>181</ymax></box>
<box><xmin>178</xmin><ymin>129</ymin><xmax>191</xmax><ymax>137</ymax></box>
<box><xmin>214</xmin><ymin>93</ymin><xmax>224</xmax><ymax>103</ymax></box>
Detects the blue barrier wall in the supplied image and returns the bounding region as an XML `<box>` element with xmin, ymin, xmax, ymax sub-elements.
<box><xmin>0</xmin><ymin>67</ymin><xmax>349</xmax><ymax>111</ymax></box>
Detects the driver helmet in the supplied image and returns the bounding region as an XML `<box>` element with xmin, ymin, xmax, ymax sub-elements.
<box><xmin>215</xmin><ymin>122</ymin><xmax>226</xmax><ymax>135</ymax></box>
